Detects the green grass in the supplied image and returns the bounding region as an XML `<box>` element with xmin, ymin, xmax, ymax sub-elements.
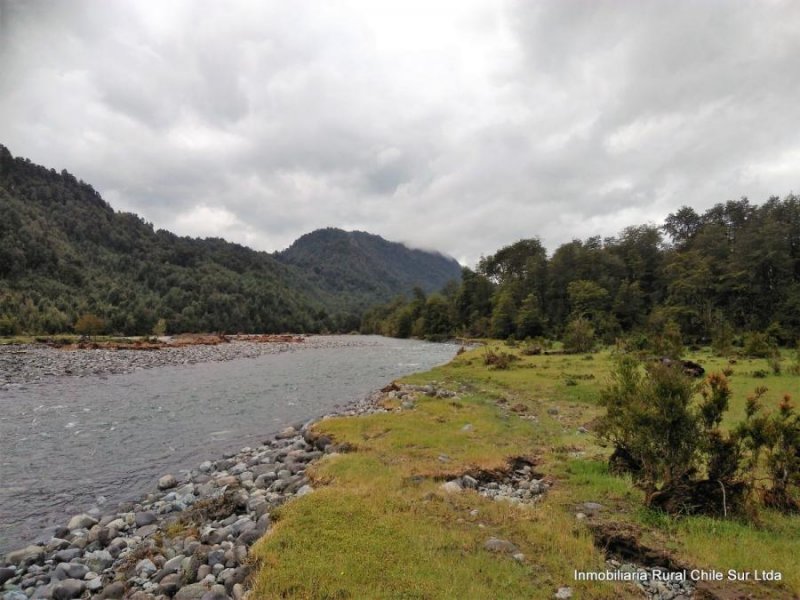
<box><xmin>251</xmin><ymin>344</ymin><xmax>800</xmax><ymax>599</ymax></box>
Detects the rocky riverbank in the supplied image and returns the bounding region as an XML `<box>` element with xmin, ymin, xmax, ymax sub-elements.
<box><xmin>0</xmin><ymin>385</ymin><xmax>391</xmax><ymax>600</ymax></box>
<box><xmin>0</xmin><ymin>336</ymin><xmax>377</xmax><ymax>387</ymax></box>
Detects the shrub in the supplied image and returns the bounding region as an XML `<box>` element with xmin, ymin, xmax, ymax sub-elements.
<box><xmin>0</xmin><ymin>315</ymin><xmax>20</xmax><ymax>336</ymax></box>
<box><xmin>152</xmin><ymin>318</ymin><xmax>168</xmax><ymax>336</ymax></box>
<box><xmin>742</xmin><ymin>331</ymin><xmax>776</xmax><ymax>358</ymax></box>
<box><xmin>597</xmin><ymin>357</ymin><xmax>748</xmax><ymax>515</ymax></box>
<box><xmin>738</xmin><ymin>392</ymin><xmax>800</xmax><ymax>511</ymax></box>
<box><xmin>711</xmin><ymin>319</ymin><xmax>734</xmax><ymax>356</ymax></box>
<box><xmin>563</xmin><ymin>317</ymin><xmax>595</xmax><ymax>353</ymax></box>
<box><xmin>653</xmin><ymin>319</ymin><xmax>684</xmax><ymax>359</ymax></box>
<box><xmin>483</xmin><ymin>348</ymin><xmax>518</xmax><ymax>370</ymax></box>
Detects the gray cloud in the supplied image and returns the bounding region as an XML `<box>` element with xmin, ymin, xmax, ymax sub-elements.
<box><xmin>1</xmin><ymin>0</ymin><xmax>799</xmax><ymax>265</ymax></box>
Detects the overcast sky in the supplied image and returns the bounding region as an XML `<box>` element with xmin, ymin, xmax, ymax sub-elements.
<box><xmin>1</xmin><ymin>1</ymin><xmax>799</xmax><ymax>265</ymax></box>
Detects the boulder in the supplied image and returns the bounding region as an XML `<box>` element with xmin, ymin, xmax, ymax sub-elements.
<box><xmin>67</xmin><ymin>514</ymin><xmax>98</xmax><ymax>531</ymax></box>
<box><xmin>484</xmin><ymin>537</ymin><xmax>519</xmax><ymax>554</ymax></box>
<box><xmin>5</xmin><ymin>544</ymin><xmax>44</xmax><ymax>566</ymax></box>
<box><xmin>158</xmin><ymin>474</ymin><xmax>178</xmax><ymax>490</ymax></box>
<box><xmin>52</xmin><ymin>579</ymin><xmax>85</xmax><ymax>600</ymax></box>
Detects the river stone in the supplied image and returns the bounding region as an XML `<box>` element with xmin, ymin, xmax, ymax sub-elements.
<box><xmin>222</xmin><ymin>566</ymin><xmax>250</xmax><ymax>593</ymax></box>
<box><xmin>555</xmin><ymin>587</ymin><xmax>573</xmax><ymax>599</ymax></box>
<box><xmin>84</xmin><ymin>549</ymin><xmax>114</xmax><ymax>572</ymax></box>
<box><xmin>484</xmin><ymin>537</ymin><xmax>519</xmax><ymax>554</ymax></box>
<box><xmin>216</xmin><ymin>475</ymin><xmax>238</xmax><ymax>488</ymax></box>
<box><xmin>207</xmin><ymin>548</ymin><xmax>225</xmax><ymax>567</ymax></box>
<box><xmin>100</xmin><ymin>581</ymin><xmax>126</xmax><ymax>599</ymax></box>
<box><xmin>200</xmin><ymin>585</ymin><xmax>228</xmax><ymax>600</ymax></box>
<box><xmin>67</xmin><ymin>514</ymin><xmax>98</xmax><ymax>531</ymax></box>
<box><xmin>174</xmin><ymin>583</ymin><xmax>211</xmax><ymax>600</ymax></box>
<box><xmin>197</xmin><ymin>564</ymin><xmax>212</xmax><ymax>580</ymax></box>
<box><xmin>105</xmin><ymin>516</ymin><xmax>126</xmax><ymax>531</ymax></box>
<box><xmin>0</xmin><ymin>566</ymin><xmax>16</xmax><ymax>585</ymax></box>
<box><xmin>461</xmin><ymin>475</ymin><xmax>479</xmax><ymax>489</ymax></box>
<box><xmin>53</xmin><ymin>548</ymin><xmax>82</xmax><ymax>563</ymax></box>
<box><xmin>158</xmin><ymin>474</ymin><xmax>178</xmax><ymax>490</ymax></box>
<box><xmin>54</xmin><ymin>562</ymin><xmax>89</xmax><ymax>580</ymax></box>
<box><xmin>86</xmin><ymin>577</ymin><xmax>104</xmax><ymax>592</ymax></box>
<box><xmin>46</xmin><ymin>538</ymin><xmax>70</xmax><ymax>552</ymax></box>
<box><xmin>136</xmin><ymin>558</ymin><xmax>157</xmax><ymax>576</ymax></box>
<box><xmin>581</xmin><ymin>502</ymin><xmax>603</xmax><ymax>513</ymax></box>
<box><xmin>6</xmin><ymin>544</ymin><xmax>44</xmax><ymax>566</ymax></box>
<box><xmin>440</xmin><ymin>481</ymin><xmax>462</xmax><ymax>494</ymax></box>
<box><xmin>136</xmin><ymin>524</ymin><xmax>159</xmax><ymax>538</ymax></box>
<box><xmin>3</xmin><ymin>592</ymin><xmax>28</xmax><ymax>600</ymax></box>
<box><xmin>135</xmin><ymin>511</ymin><xmax>157</xmax><ymax>527</ymax></box>
<box><xmin>158</xmin><ymin>573</ymin><xmax>182</xmax><ymax>595</ymax></box>
<box><xmin>52</xmin><ymin>579</ymin><xmax>85</xmax><ymax>600</ymax></box>
<box><xmin>276</xmin><ymin>426</ymin><xmax>296</xmax><ymax>439</ymax></box>
<box><xmin>31</xmin><ymin>585</ymin><xmax>55</xmax><ymax>600</ymax></box>
<box><xmin>199</xmin><ymin>460</ymin><xmax>213</xmax><ymax>472</ymax></box>
<box><xmin>295</xmin><ymin>484</ymin><xmax>314</xmax><ymax>497</ymax></box>
<box><xmin>163</xmin><ymin>553</ymin><xmax>185</xmax><ymax>574</ymax></box>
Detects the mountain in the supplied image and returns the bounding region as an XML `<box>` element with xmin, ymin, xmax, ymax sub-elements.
<box><xmin>0</xmin><ymin>145</ymin><xmax>460</xmax><ymax>335</ymax></box>
<box><xmin>276</xmin><ymin>228</ymin><xmax>461</xmax><ymax>311</ymax></box>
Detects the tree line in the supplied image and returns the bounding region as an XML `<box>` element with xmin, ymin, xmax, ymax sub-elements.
<box><xmin>362</xmin><ymin>195</ymin><xmax>800</xmax><ymax>348</ymax></box>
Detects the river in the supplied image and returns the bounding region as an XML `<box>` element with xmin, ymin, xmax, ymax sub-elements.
<box><xmin>0</xmin><ymin>336</ymin><xmax>456</xmax><ymax>554</ymax></box>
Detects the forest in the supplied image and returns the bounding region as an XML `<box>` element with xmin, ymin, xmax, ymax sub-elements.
<box><xmin>0</xmin><ymin>145</ymin><xmax>459</xmax><ymax>336</ymax></box>
<box><xmin>362</xmin><ymin>195</ymin><xmax>800</xmax><ymax>351</ymax></box>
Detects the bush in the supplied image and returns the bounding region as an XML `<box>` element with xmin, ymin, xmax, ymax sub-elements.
<box><xmin>653</xmin><ymin>319</ymin><xmax>684</xmax><ymax>359</ymax></box>
<box><xmin>0</xmin><ymin>315</ymin><xmax>20</xmax><ymax>336</ymax></box>
<box><xmin>563</xmin><ymin>317</ymin><xmax>595</xmax><ymax>353</ymax></box>
<box><xmin>600</xmin><ymin>355</ymin><xmax>800</xmax><ymax>517</ymax></box>
<box><xmin>743</xmin><ymin>331</ymin><xmax>776</xmax><ymax>358</ymax></box>
<box><xmin>597</xmin><ymin>357</ymin><xmax>748</xmax><ymax>516</ymax></box>
<box><xmin>152</xmin><ymin>318</ymin><xmax>168</xmax><ymax>336</ymax></box>
<box><xmin>738</xmin><ymin>391</ymin><xmax>800</xmax><ymax>511</ymax></box>
<box><xmin>483</xmin><ymin>348</ymin><xmax>518</xmax><ymax>370</ymax></box>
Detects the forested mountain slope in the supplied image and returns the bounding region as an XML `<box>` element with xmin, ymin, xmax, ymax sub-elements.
<box><xmin>0</xmin><ymin>145</ymin><xmax>460</xmax><ymax>335</ymax></box>
<box><xmin>277</xmin><ymin>228</ymin><xmax>461</xmax><ymax>311</ymax></box>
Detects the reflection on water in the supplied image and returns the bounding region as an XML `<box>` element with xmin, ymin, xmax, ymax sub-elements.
<box><xmin>0</xmin><ymin>336</ymin><xmax>455</xmax><ymax>553</ymax></box>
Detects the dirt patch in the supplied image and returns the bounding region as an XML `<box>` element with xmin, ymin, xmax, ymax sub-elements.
<box><xmin>589</xmin><ymin>521</ymin><xmax>686</xmax><ymax>572</ymax></box>
<box><xmin>590</xmin><ymin>521</ymin><xmax>796</xmax><ymax>600</ymax></box>
<box><xmin>693</xmin><ymin>581</ymin><xmax>797</xmax><ymax>600</ymax></box>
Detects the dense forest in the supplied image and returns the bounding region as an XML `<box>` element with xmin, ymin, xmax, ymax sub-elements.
<box><xmin>362</xmin><ymin>195</ymin><xmax>800</xmax><ymax>349</ymax></box>
<box><xmin>0</xmin><ymin>145</ymin><xmax>460</xmax><ymax>335</ymax></box>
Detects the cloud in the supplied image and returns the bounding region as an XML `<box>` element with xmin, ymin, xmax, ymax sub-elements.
<box><xmin>1</xmin><ymin>0</ymin><xmax>799</xmax><ymax>266</ymax></box>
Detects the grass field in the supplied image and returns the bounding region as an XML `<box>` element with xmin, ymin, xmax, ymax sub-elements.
<box><xmin>251</xmin><ymin>343</ymin><xmax>800</xmax><ymax>599</ymax></box>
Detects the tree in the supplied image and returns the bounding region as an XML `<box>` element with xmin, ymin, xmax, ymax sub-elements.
<box><xmin>516</xmin><ymin>293</ymin><xmax>545</xmax><ymax>338</ymax></box>
<box><xmin>422</xmin><ymin>294</ymin><xmax>452</xmax><ymax>337</ymax></box>
<box><xmin>663</xmin><ymin>206</ymin><xmax>702</xmax><ymax>247</ymax></box>
<box><xmin>490</xmin><ymin>289</ymin><xmax>517</xmax><ymax>339</ymax></box>
<box><xmin>74</xmin><ymin>313</ymin><xmax>105</xmax><ymax>337</ymax></box>
<box><xmin>567</xmin><ymin>280</ymin><xmax>610</xmax><ymax>320</ymax></box>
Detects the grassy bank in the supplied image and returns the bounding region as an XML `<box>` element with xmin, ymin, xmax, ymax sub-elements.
<box><xmin>251</xmin><ymin>344</ymin><xmax>800</xmax><ymax>599</ymax></box>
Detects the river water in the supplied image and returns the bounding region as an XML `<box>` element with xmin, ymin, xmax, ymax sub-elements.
<box><xmin>0</xmin><ymin>336</ymin><xmax>456</xmax><ymax>554</ymax></box>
